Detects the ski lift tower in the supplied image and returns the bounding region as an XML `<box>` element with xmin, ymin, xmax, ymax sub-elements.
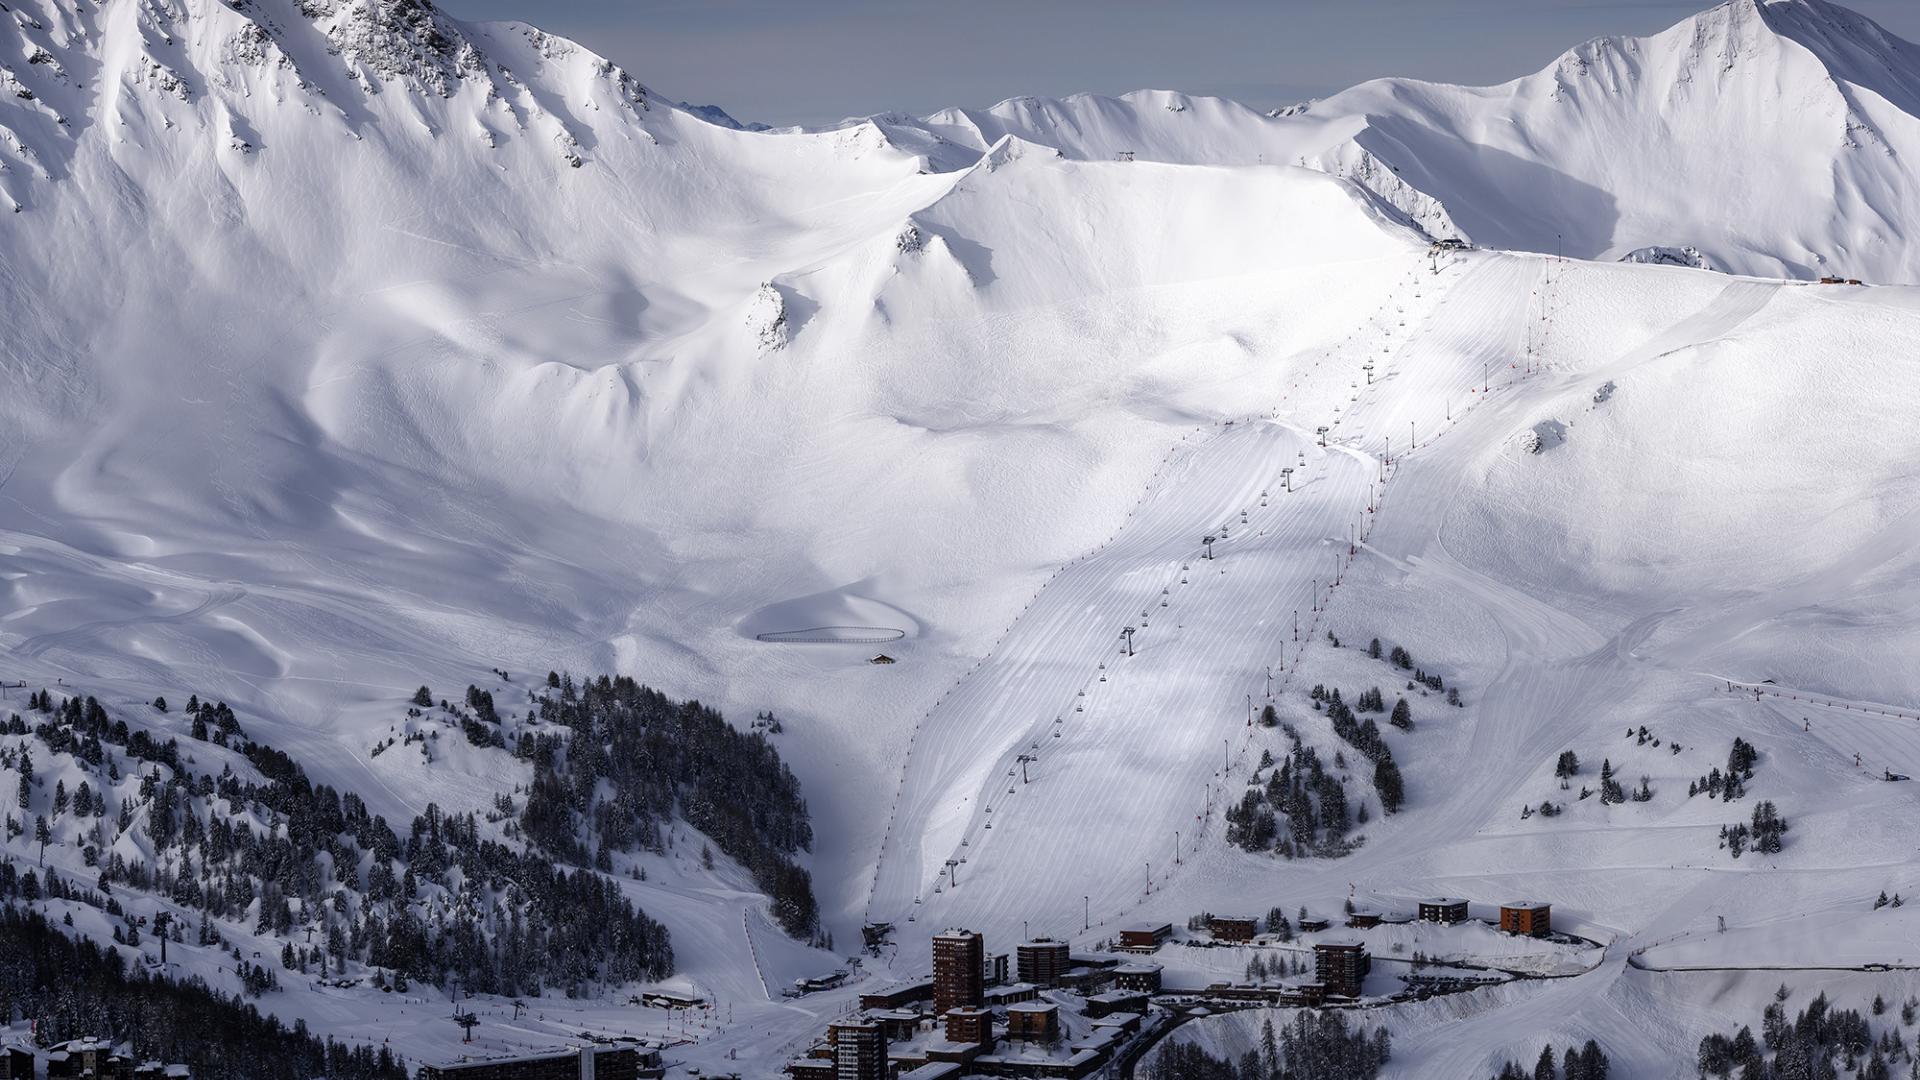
<box><xmin>1202</xmin><ymin>536</ymin><xmax>1216</xmax><ymax>560</ymax></box>
<box><xmin>1316</xmin><ymin>426</ymin><xmax>1330</xmax><ymax>448</ymax></box>
<box><xmin>1281</xmin><ymin>466</ymin><xmax>1295</xmax><ymax>493</ymax></box>
<box><xmin>1120</xmin><ymin>626</ymin><xmax>1136</xmax><ymax>656</ymax></box>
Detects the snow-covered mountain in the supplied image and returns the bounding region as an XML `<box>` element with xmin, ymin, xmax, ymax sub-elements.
<box><xmin>884</xmin><ymin>0</ymin><xmax>1920</xmax><ymax>282</ymax></box>
<box><xmin>6</xmin><ymin>0</ymin><xmax>1920</xmax><ymax>1077</ymax></box>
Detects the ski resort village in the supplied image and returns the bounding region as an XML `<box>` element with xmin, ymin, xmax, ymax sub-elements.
<box><xmin>9</xmin><ymin>0</ymin><xmax>1920</xmax><ymax>1076</ymax></box>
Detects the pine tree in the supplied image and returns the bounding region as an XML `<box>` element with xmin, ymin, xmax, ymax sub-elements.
<box><xmin>1580</xmin><ymin>1040</ymin><xmax>1609</xmax><ymax>1080</ymax></box>
<box><xmin>1390</xmin><ymin>698</ymin><xmax>1412</xmax><ymax>729</ymax></box>
<box><xmin>1750</xmin><ymin>800</ymin><xmax>1787</xmax><ymax>854</ymax></box>
<box><xmin>1374</xmin><ymin>757</ymin><xmax>1405</xmax><ymax>815</ymax></box>
<box><xmin>1598</xmin><ymin>759</ymin><xmax>1625</xmax><ymax>805</ymax></box>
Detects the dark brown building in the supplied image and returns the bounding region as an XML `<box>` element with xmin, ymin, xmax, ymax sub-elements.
<box><xmin>1116</xmin><ymin>923</ymin><xmax>1172</xmax><ymax>953</ymax></box>
<box><xmin>1210</xmin><ymin>915</ymin><xmax>1259</xmax><ymax>942</ymax></box>
<box><xmin>46</xmin><ymin>1039</ymin><xmax>132</xmax><ymax>1080</ymax></box>
<box><xmin>1346</xmin><ymin>910</ymin><xmax>1383</xmax><ymax>929</ymax></box>
<box><xmin>416</xmin><ymin>1046</ymin><xmax>655</xmax><ymax>1080</ymax></box>
<box><xmin>984</xmin><ymin>982</ymin><xmax>1040</xmax><ymax>1006</ymax></box>
<box><xmin>0</xmin><ymin>1044</ymin><xmax>33</xmax><ymax>1080</ymax></box>
<box><xmin>829</xmin><ymin>1020</ymin><xmax>888</xmax><ymax>1080</ymax></box>
<box><xmin>1286</xmin><ymin>982</ymin><xmax>1328</xmax><ymax>1007</ymax></box>
<box><xmin>1015</xmin><ymin>939</ymin><xmax>1071</xmax><ymax>988</ymax></box>
<box><xmin>1112</xmin><ymin>962</ymin><xmax>1161</xmax><ymax>993</ymax></box>
<box><xmin>944</xmin><ymin>1007</ymin><xmax>995</xmax><ymax>1049</ymax></box>
<box><xmin>1419</xmin><ymin>898</ymin><xmax>1469</xmax><ymax>924</ymax></box>
<box><xmin>1313</xmin><ymin>940</ymin><xmax>1370</xmax><ymax>999</ymax></box>
<box><xmin>1499</xmin><ymin>901</ymin><xmax>1552</xmax><ymax>938</ymax></box>
<box><xmin>786</xmin><ymin>1060</ymin><xmax>837</xmax><ymax>1080</ymax></box>
<box><xmin>1090</xmin><ymin>1013</ymin><xmax>1143</xmax><ymax>1037</ymax></box>
<box><xmin>932</xmin><ymin>929</ymin><xmax>985</xmax><ymax>1016</ymax></box>
<box><xmin>851</xmin><ymin>1011</ymin><xmax>908</xmax><ymax>1046</ymax></box>
<box><xmin>1085</xmin><ymin>989</ymin><xmax>1149</xmax><ymax>1018</ymax></box>
<box><xmin>859</xmin><ymin>979</ymin><xmax>933</xmax><ymax>1010</ymax></box>
<box><xmin>1005</xmin><ymin>1001</ymin><xmax>1060</xmax><ymax>1043</ymax></box>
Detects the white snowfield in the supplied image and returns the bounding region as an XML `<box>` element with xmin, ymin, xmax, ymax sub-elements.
<box><xmin>5</xmin><ymin>0</ymin><xmax>1920</xmax><ymax>1075</ymax></box>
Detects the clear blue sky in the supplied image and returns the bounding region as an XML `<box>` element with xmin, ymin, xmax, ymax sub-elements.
<box><xmin>437</xmin><ymin>0</ymin><xmax>1920</xmax><ymax>127</ymax></box>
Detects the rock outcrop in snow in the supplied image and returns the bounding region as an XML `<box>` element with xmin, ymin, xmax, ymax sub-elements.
<box><xmin>748</xmin><ymin>283</ymin><xmax>791</xmax><ymax>352</ymax></box>
<box><xmin>1621</xmin><ymin>245</ymin><xmax>1721</xmax><ymax>270</ymax></box>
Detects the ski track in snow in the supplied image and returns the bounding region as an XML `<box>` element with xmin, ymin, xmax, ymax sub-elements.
<box><xmin>867</xmin><ymin>254</ymin><xmax>1561</xmax><ymax>943</ymax></box>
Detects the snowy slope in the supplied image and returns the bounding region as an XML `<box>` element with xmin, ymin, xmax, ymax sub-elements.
<box><xmin>6</xmin><ymin>0</ymin><xmax>1920</xmax><ymax>1076</ymax></box>
<box><xmin>889</xmin><ymin>0</ymin><xmax>1920</xmax><ymax>283</ymax></box>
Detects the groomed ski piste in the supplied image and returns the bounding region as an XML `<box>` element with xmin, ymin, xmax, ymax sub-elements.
<box><xmin>863</xmin><ymin>251</ymin><xmax>1532</xmax><ymax>946</ymax></box>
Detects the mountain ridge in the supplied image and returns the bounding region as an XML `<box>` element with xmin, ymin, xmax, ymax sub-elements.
<box><xmin>872</xmin><ymin>0</ymin><xmax>1920</xmax><ymax>281</ymax></box>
